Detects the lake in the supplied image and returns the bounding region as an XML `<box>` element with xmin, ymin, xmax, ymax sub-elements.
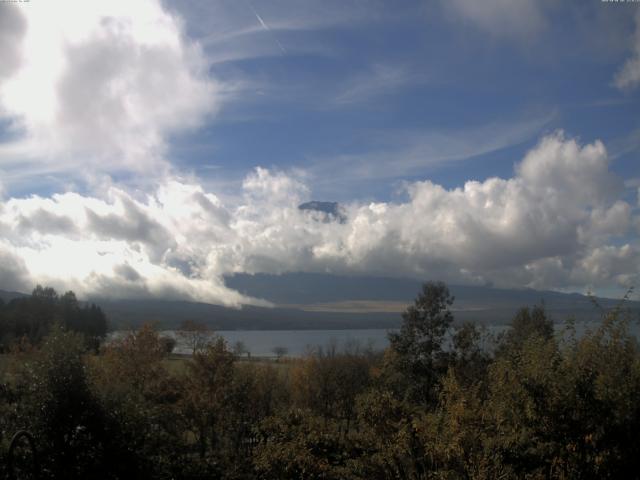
<box><xmin>161</xmin><ymin>329</ymin><xmax>393</xmax><ymax>357</ymax></box>
<box><xmin>111</xmin><ymin>319</ymin><xmax>640</xmax><ymax>357</ymax></box>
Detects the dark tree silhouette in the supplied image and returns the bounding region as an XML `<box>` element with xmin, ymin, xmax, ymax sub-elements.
<box><xmin>387</xmin><ymin>281</ymin><xmax>454</xmax><ymax>404</ymax></box>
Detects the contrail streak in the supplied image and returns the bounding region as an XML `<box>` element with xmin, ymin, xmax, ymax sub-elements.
<box><xmin>247</xmin><ymin>2</ymin><xmax>286</xmax><ymax>54</ymax></box>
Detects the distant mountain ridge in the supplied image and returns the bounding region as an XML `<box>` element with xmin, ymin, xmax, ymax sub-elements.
<box><xmin>0</xmin><ymin>289</ymin><xmax>28</xmax><ymax>303</ymax></box>
<box><xmin>1</xmin><ymin>273</ymin><xmax>637</xmax><ymax>330</ymax></box>
<box><xmin>224</xmin><ymin>272</ymin><xmax>640</xmax><ymax>325</ymax></box>
<box><xmin>223</xmin><ymin>272</ymin><xmax>610</xmax><ymax>306</ymax></box>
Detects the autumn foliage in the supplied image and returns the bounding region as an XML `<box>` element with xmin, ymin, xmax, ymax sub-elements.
<box><xmin>0</xmin><ymin>282</ymin><xmax>639</xmax><ymax>479</ymax></box>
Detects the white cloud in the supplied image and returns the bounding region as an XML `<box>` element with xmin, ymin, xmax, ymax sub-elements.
<box><xmin>171</xmin><ymin>0</ymin><xmax>385</xmax><ymax>58</ymax></box>
<box><xmin>0</xmin><ymin>132</ymin><xmax>637</xmax><ymax>303</ymax></box>
<box><xmin>442</xmin><ymin>0</ymin><xmax>547</xmax><ymax>39</ymax></box>
<box><xmin>242</xmin><ymin>167</ymin><xmax>309</xmax><ymax>207</ymax></box>
<box><xmin>516</xmin><ymin>134</ymin><xmax>620</xmax><ymax>206</ymax></box>
<box><xmin>614</xmin><ymin>8</ymin><xmax>640</xmax><ymax>90</ymax></box>
<box><xmin>0</xmin><ymin>182</ymin><xmax>254</xmax><ymax>305</ymax></box>
<box><xmin>0</xmin><ymin>247</ymin><xmax>31</xmax><ymax>293</ymax></box>
<box><xmin>0</xmin><ymin>0</ymin><xmax>218</xmax><ymax>176</ymax></box>
<box><xmin>333</xmin><ymin>64</ymin><xmax>418</xmax><ymax>106</ymax></box>
<box><xmin>0</xmin><ymin>5</ymin><xmax>27</xmax><ymax>82</ymax></box>
<box><xmin>574</xmin><ymin>245</ymin><xmax>640</xmax><ymax>289</ymax></box>
<box><xmin>579</xmin><ymin>201</ymin><xmax>631</xmax><ymax>245</ymax></box>
<box><xmin>1</xmin><ymin>2</ymin><xmax>635</xmax><ymax>304</ymax></box>
<box><xmin>307</xmin><ymin>112</ymin><xmax>555</xmax><ymax>193</ymax></box>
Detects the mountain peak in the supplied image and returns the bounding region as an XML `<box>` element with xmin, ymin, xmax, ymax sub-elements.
<box><xmin>298</xmin><ymin>201</ymin><xmax>347</xmax><ymax>223</ymax></box>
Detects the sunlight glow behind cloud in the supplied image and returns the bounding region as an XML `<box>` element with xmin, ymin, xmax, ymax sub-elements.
<box><xmin>0</xmin><ymin>0</ymin><xmax>218</xmax><ymax>175</ymax></box>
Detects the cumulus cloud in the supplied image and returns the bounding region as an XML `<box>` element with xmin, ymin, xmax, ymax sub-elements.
<box><xmin>0</xmin><ymin>132</ymin><xmax>637</xmax><ymax>303</ymax></box>
<box><xmin>0</xmin><ymin>0</ymin><xmax>218</xmax><ymax>176</ymax></box>
<box><xmin>574</xmin><ymin>245</ymin><xmax>640</xmax><ymax>289</ymax></box>
<box><xmin>614</xmin><ymin>8</ymin><xmax>640</xmax><ymax>90</ymax></box>
<box><xmin>242</xmin><ymin>167</ymin><xmax>309</xmax><ymax>207</ymax></box>
<box><xmin>0</xmin><ymin>182</ymin><xmax>254</xmax><ymax>305</ymax></box>
<box><xmin>0</xmin><ymin>247</ymin><xmax>31</xmax><ymax>293</ymax></box>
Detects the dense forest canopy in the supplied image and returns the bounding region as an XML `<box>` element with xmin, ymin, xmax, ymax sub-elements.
<box><xmin>0</xmin><ymin>282</ymin><xmax>638</xmax><ymax>479</ymax></box>
<box><xmin>0</xmin><ymin>285</ymin><xmax>108</xmax><ymax>352</ymax></box>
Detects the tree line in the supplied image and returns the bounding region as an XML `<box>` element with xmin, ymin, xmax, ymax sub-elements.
<box><xmin>0</xmin><ymin>282</ymin><xmax>639</xmax><ymax>479</ymax></box>
<box><xmin>0</xmin><ymin>285</ymin><xmax>107</xmax><ymax>352</ymax></box>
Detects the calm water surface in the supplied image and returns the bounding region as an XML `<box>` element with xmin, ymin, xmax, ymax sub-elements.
<box><xmin>168</xmin><ymin>329</ymin><xmax>391</xmax><ymax>357</ymax></box>
<box><xmin>112</xmin><ymin>320</ymin><xmax>640</xmax><ymax>357</ymax></box>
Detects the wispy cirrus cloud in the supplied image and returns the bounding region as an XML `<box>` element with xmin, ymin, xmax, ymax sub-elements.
<box><xmin>332</xmin><ymin>64</ymin><xmax>423</xmax><ymax>106</ymax></box>
<box><xmin>441</xmin><ymin>0</ymin><xmax>549</xmax><ymax>39</ymax></box>
<box><xmin>305</xmin><ymin>111</ymin><xmax>557</xmax><ymax>194</ymax></box>
<box><xmin>171</xmin><ymin>0</ymin><xmax>388</xmax><ymax>63</ymax></box>
<box><xmin>614</xmin><ymin>8</ymin><xmax>640</xmax><ymax>90</ymax></box>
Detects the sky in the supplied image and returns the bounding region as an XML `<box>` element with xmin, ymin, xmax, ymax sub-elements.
<box><xmin>0</xmin><ymin>0</ymin><xmax>638</xmax><ymax>305</ymax></box>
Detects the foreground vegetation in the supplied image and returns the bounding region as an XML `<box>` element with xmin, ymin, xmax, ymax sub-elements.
<box><xmin>0</xmin><ymin>283</ymin><xmax>639</xmax><ymax>479</ymax></box>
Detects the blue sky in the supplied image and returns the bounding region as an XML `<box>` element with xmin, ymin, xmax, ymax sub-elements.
<box><xmin>165</xmin><ymin>0</ymin><xmax>640</xmax><ymax>201</ymax></box>
<box><xmin>0</xmin><ymin>0</ymin><xmax>638</xmax><ymax>303</ymax></box>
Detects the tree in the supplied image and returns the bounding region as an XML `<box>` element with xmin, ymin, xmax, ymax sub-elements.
<box><xmin>95</xmin><ymin>323</ymin><xmax>167</xmax><ymax>395</ymax></box>
<box><xmin>60</xmin><ymin>291</ymin><xmax>108</xmax><ymax>351</ymax></box>
<box><xmin>159</xmin><ymin>336</ymin><xmax>177</xmax><ymax>355</ymax></box>
<box><xmin>232</xmin><ymin>340</ymin><xmax>248</xmax><ymax>358</ymax></box>
<box><xmin>386</xmin><ymin>281</ymin><xmax>455</xmax><ymax>404</ymax></box>
<box><xmin>179</xmin><ymin>337</ymin><xmax>235</xmax><ymax>464</ymax></box>
<box><xmin>253</xmin><ymin>408</ymin><xmax>352</xmax><ymax>480</ymax></box>
<box><xmin>272</xmin><ymin>346</ymin><xmax>288</xmax><ymax>360</ymax></box>
<box><xmin>88</xmin><ymin>323</ymin><xmax>178</xmax><ymax>478</ymax></box>
<box><xmin>18</xmin><ymin>325</ymin><xmax>109</xmax><ymax>479</ymax></box>
<box><xmin>31</xmin><ymin>285</ymin><xmax>58</xmax><ymax>303</ymax></box>
<box><xmin>352</xmin><ymin>388</ymin><xmax>428</xmax><ymax>479</ymax></box>
<box><xmin>291</xmin><ymin>346</ymin><xmax>372</xmax><ymax>432</ymax></box>
<box><xmin>0</xmin><ymin>287</ymin><xmax>108</xmax><ymax>350</ymax></box>
<box><xmin>497</xmin><ymin>304</ymin><xmax>553</xmax><ymax>357</ymax></box>
<box><xmin>451</xmin><ymin>321</ymin><xmax>490</xmax><ymax>386</ymax></box>
<box><xmin>177</xmin><ymin>320</ymin><xmax>211</xmax><ymax>355</ymax></box>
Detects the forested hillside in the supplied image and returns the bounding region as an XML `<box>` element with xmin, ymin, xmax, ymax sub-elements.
<box><xmin>0</xmin><ymin>286</ymin><xmax>107</xmax><ymax>351</ymax></box>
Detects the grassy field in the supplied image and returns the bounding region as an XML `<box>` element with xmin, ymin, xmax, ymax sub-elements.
<box><xmin>163</xmin><ymin>353</ymin><xmax>297</xmax><ymax>375</ymax></box>
<box><xmin>0</xmin><ymin>351</ymin><xmax>298</xmax><ymax>387</ymax></box>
